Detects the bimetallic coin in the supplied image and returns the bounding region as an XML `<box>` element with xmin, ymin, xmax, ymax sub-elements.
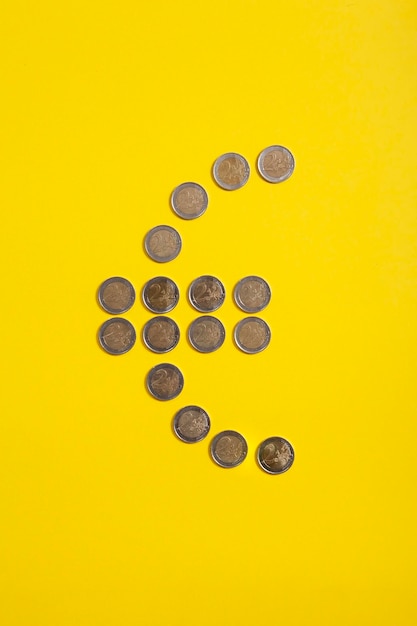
<box><xmin>188</xmin><ymin>316</ymin><xmax>225</xmax><ymax>353</ymax></box>
<box><xmin>143</xmin><ymin>317</ymin><xmax>180</xmax><ymax>353</ymax></box>
<box><xmin>257</xmin><ymin>145</ymin><xmax>295</xmax><ymax>183</ymax></box>
<box><xmin>98</xmin><ymin>318</ymin><xmax>136</xmax><ymax>355</ymax></box>
<box><xmin>210</xmin><ymin>431</ymin><xmax>248</xmax><ymax>468</ymax></box>
<box><xmin>189</xmin><ymin>275</ymin><xmax>225</xmax><ymax>312</ymax></box>
<box><xmin>173</xmin><ymin>406</ymin><xmax>211</xmax><ymax>443</ymax></box>
<box><xmin>171</xmin><ymin>182</ymin><xmax>208</xmax><ymax>220</ymax></box>
<box><xmin>257</xmin><ymin>437</ymin><xmax>295</xmax><ymax>474</ymax></box>
<box><xmin>98</xmin><ymin>276</ymin><xmax>135</xmax><ymax>314</ymax></box>
<box><xmin>142</xmin><ymin>277</ymin><xmax>179</xmax><ymax>313</ymax></box>
<box><xmin>144</xmin><ymin>225</ymin><xmax>182</xmax><ymax>262</ymax></box>
<box><xmin>146</xmin><ymin>363</ymin><xmax>184</xmax><ymax>401</ymax></box>
<box><xmin>234</xmin><ymin>276</ymin><xmax>271</xmax><ymax>313</ymax></box>
<box><xmin>213</xmin><ymin>152</ymin><xmax>250</xmax><ymax>190</ymax></box>
<box><xmin>234</xmin><ymin>317</ymin><xmax>271</xmax><ymax>354</ymax></box>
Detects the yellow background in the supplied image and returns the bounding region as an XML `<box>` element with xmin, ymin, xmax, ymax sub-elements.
<box><xmin>1</xmin><ymin>1</ymin><xmax>417</xmax><ymax>624</ymax></box>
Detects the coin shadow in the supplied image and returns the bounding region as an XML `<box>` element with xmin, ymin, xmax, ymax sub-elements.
<box><xmin>95</xmin><ymin>284</ymin><xmax>104</xmax><ymax>311</ymax></box>
<box><xmin>167</xmin><ymin>186</ymin><xmax>177</xmax><ymax>219</ymax></box>
<box><xmin>141</xmin><ymin>234</ymin><xmax>149</xmax><ymax>259</ymax></box>
<box><xmin>143</xmin><ymin>369</ymin><xmax>153</xmax><ymax>399</ymax></box>
<box><xmin>207</xmin><ymin>436</ymin><xmax>219</xmax><ymax>467</ymax></box>
<box><xmin>253</xmin><ymin>444</ymin><xmax>261</xmax><ymax>469</ymax></box>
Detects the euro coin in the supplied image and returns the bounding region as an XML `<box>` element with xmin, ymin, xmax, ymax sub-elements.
<box><xmin>144</xmin><ymin>225</ymin><xmax>182</xmax><ymax>262</ymax></box>
<box><xmin>143</xmin><ymin>317</ymin><xmax>180</xmax><ymax>353</ymax></box>
<box><xmin>171</xmin><ymin>182</ymin><xmax>208</xmax><ymax>219</ymax></box>
<box><xmin>234</xmin><ymin>276</ymin><xmax>271</xmax><ymax>313</ymax></box>
<box><xmin>142</xmin><ymin>276</ymin><xmax>179</xmax><ymax>313</ymax></box>
<box><xmin>257</xmin><ymin>437</ymin><xmax>295</xmax><ymax>474</ymax></box>
<box><xmin>189</xmin><ymin>275</ymin><xmax>225</xmax><ymax>312</ymax></box>
<box><xmin>234</xmin><ymin>317</ymin><xmax>271</xmax><ymax>354</ymax></box>
<box><xmin>98</xmin><ymin>318</ymin><xmax>136</xmax><ymax>355</ymax></box>
<box><xmin>188</xmin><ymin>316</ymin><xmax>225</xmax><ymax>353</ymax></box>
<box><xmin>257</xmin><ymin>145</ymin><xmax>295</xmax><ymax>183</ymax></box>
<box><xmin>213</xmin><ymin>152</ymin><xmax>250</xmax><ymax>190</ymax></box>
<box><xmin>173</xmin><ymin>406</ymin><xmax>211</xmax><ymax>443</ymax></box>
<box><xmin>146</xmin><ymin>363</ymin><xmax>184</xmax><ymax>401</ymax></box>
<box><xmin>98</xmin><ymin>276</ymin><xmax>135</xmax><ymax>314</ymax></box>
<box><xmin>210</xmin><ymin>431</ymin><xmax>248</xmax><ymax>468</ymax></box>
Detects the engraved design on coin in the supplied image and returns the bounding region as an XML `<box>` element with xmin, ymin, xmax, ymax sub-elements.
<box><xmin>146</xmin><ymin>363</ymin><xmax>184</xmax><ymax>401</ymax></box>
<box><xmin>188</xmin><ymin>316</ymin><xmax>225</xmax><ymax>353</ymax></box>
<box><xmin>142</xmin><ymin>277</ymin><xmax>179</xmax><ymax>313</ymax></box>
<box><xmin>257</xmin><ymin>437</ymin><xmax>294</xmax><ymax>474</ymax></box>
<box><xmin>210</xmin><ymin>430</ymin><xmax>248</xmax><ymax>468</ymax></box>
<box><xmin>98</xmin><ymin>277</ymin><xmax>136</xmax><ymax>314</ymax></box>
<box><xmin>98</xmin><ymin>318</ymin><xmax>136</xmax><ymax>355</ymax></box>
<box><xmin>234</xmin><ymin>317</ymin><xmax>271</xmax><ymax>354</ymax></box>
<box><xmin>234</xmin><ymin>276</ymin><xmax>271</xmax><ymax>313</ymax></box>
<box><xmin>173</xmin><ymin>406</ymin><xmax>211</xmax><ymax>443</ymax></box>
<box><xmin>213</xmin><ymin>153</ymin><xmax>250</xmax><ymax>190</ymax></box>
<box><xmin>171</xmin><ymin>182</ymin><xmax>208</xmax><ymax>220</ymax></box>
<box><xmin>143</xmin><ymin>317</ymin><xmax>180</xmax><ymax>353</ymax></box>
<box><xmin>257</xmin><ymin>145</ymin><xmax>295</xmax><ymax>183</ymax></box>
<box><xmin>144</xmin><ymin>225</ymin><xmax>182</xmax><ymax>262</ymax></box>
<box><xmin>189</xmin><ymin>275</ymin><xmax>225</xmax><ymax>312</ymax></box>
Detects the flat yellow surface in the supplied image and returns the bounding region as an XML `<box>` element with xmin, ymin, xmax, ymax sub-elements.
<box><xmin>1</xmin><ymin>1</ymin><xmax>417</xmax><ymax>624</ymax></box>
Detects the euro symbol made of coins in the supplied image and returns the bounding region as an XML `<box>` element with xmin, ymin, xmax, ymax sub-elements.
<box><xmin>97</xmin><ymin>146</ymin><xmax>295</xmax><ymax>472</ymax></box>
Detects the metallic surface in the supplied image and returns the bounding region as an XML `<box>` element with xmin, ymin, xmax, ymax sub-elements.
<box><xmin>142</xmin><ymin>277</ymin><xmax>179</xmax><ymax>313</ymax></box>
<box><xmin>171</xmin><ymin>182</ymin><xmax>208</xmax><ymax>219</ymax></box>
<box><xmin>188</xmin><ymin>316</ymin><xmax>225</xmax><ymax>352</ymax></box>
<box><xmin>98</xmin><ymin>318</ymin><xmax>136</xmax><ymax>355</ymax></box>
<box><xmin>234</xmin><ymin>276</ymin><xmax>271</xmax><ymax>313</ymax></box>
<box><xmin>144</xmin><ymin>225</ymin><xmax>182</xmax><ymax>262</ymax></box>
<box><xmin>146</xmin><ymin>363</ymin><xmax>184</xmax><ymax>401</ymax></box>
<box><xmin>234</xmin><ymin>317</ymin><xmax>271</xmax><ymax>353</ymax></box>
<box><xmin>213</xmin><ymin>152</ymin><xmax>250</xmax><ymax>190</ymax></box>
<box><xmin>189</xmin><ymin>275</ymin><xmax>225</xmax><ymax>312</ymax></box>
<box><xmin>257</xmin><ymin>145</ymin><xmax>295</xmax><ymax>183</ymax></box>
<box><xmin>257</xmin><ymin>437</ymin><xmax>295</xmax><ymax>474</ymax></box>
<box><xmin>210</xmin><ymin>430</ymin><xmax>248</xmax><ymax>468</ymax></box>
<box><xmin>173</xmin><ymin>406</ymin><xmax>211</xmax><ymax>443</ymax></box>
<box><xmin>98</xmin><ymin>277</ymin><xmax>135</xmax><ymax>314</ymax></box>
<box><xmin>142</xmin><ymin>316</ymin><xmax>180</xmax><ymax>353</ymax></box>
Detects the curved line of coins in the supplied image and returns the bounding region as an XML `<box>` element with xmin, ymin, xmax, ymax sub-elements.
<box><xmin>96</xmin><ymin>146</ymin><xmax>296</xmax><ymax>475</ymax></box>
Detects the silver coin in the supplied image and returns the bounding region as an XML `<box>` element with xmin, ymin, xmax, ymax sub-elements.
<box><xmin>234</xmin><ymin>317</ymin><xmax>271</xmax><ymax>354</ymax></box>
<box><xmin>98</xmin><ymin>276</ymin><xmax>135</xmax><ymax>314</ymax></box>
<box><xmin>189</xmin><ymin>275</ymin><xmax>225</xmax><ymax>312</ymax></box>
<box><xmin>143</xmin><ymin>317</ymin><xmax>180</xmax><ymax>353</ymax></box>
<box><xmin>213</xmin><ymin>152</ymin><xmax>250</xmax><ymax>190</ymax></box>
<box><xmin>257</xmin><ymin>145</ymin><xmax>295</xmax><ymax>183</ymax></box>
<box><xmin>98</xmin><ymin>318</ymin><xmax>136</xmax><ymax>355</ymax></box>
<box><xmin>188</xmin><ymin>316</ymin><xmax>225</xmax><ymax>353</ymax></box>
<box><xmin>173</xmin><ymin>406</ymin><xmax>211</xmax><ymax>443</ymax></box>
<box><xmin>234</xmin><ymin>276</ymin><xmax>271</xmax><ymax>313</ymax></box>
<box><xmin>171</xmin><ymin>182</ymin><xmax>208</xmax><ymax>220</ymax></box>
<box><xmin>142</xmin><ymin>277</ymin><xmax>179</xmax><ymax>313</ymax></box>
<box><xmin>144</xmin><ymin>225</ymin><xmax>182</xmax><ymax>262</ymax></box>
<box><xmin>210</xmin><ymin>430</ymin><xmax>248</xmax><ymax>468</ymax></box>
<box><xmin>257</xmin><ymin>437</ymin><xmax>295</xmax><ymax>474</ymax></box>
<box><xmin>146</xmin><ymin>363</ymin><xmax>184</xmax><ymax>401</ymax></box>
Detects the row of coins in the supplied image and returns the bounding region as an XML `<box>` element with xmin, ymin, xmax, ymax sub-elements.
<box><xmin>98</xmin><ymin>275</ymin><xmax>271</xmax><ymax>315</ymax></box>
<box><xmin>98</xmin><ymin>315</ymin><xmax>271</xmax><ymax>355</ymax></box>
<box><xmin>173</xmin><ymin>406</ymin><xmax>294</xmax><ymax>474</ymax></box>
<box><xmin>169</xmin><ymin>146</ymin><xmax>295</xmax><ymax>221</ymax></box>
<box><xmin>213</xmin><ymin>147</ymin><xmax>295</xmax><ymax>191</ymax></box>
<box><xmin>98</xmin><ymin>275</ymin><xmax>271</xmax><ymax>354</ymax></box>
<box><xmin>144</xmin><ymin>147</ymin><xmax>295</xmax><ymax>261</ymax></box>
